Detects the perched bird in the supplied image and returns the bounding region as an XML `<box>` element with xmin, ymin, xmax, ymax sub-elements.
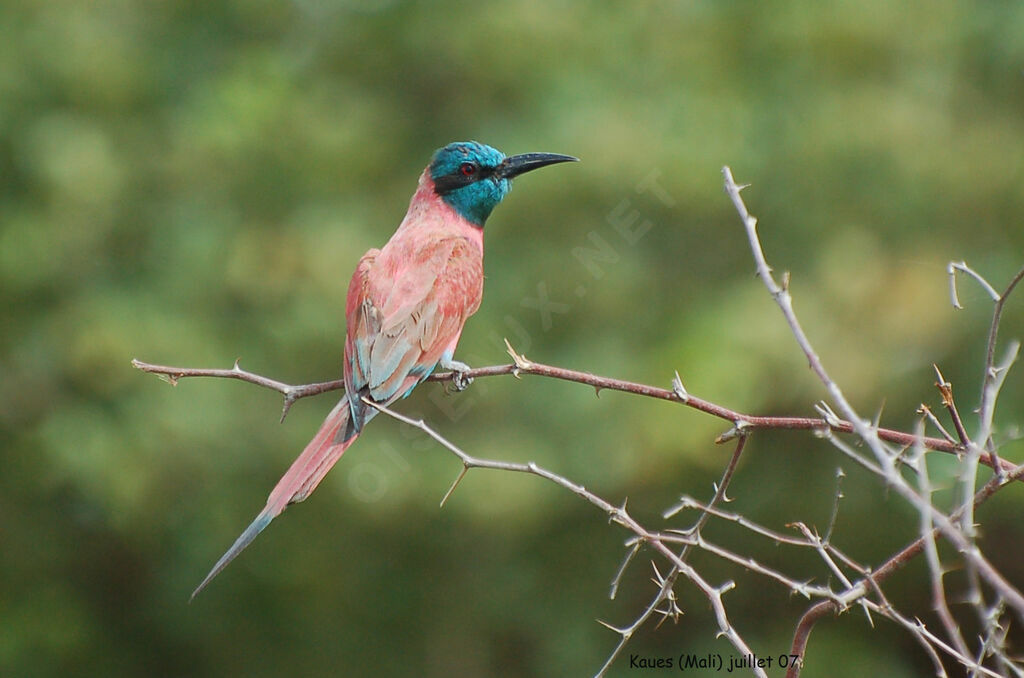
<box><xmin>191</xmin><ymin>141</ymin><xmax>577</xmax><ymax>599</ymax></box>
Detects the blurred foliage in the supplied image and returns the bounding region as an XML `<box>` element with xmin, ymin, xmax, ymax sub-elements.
<box><xmin>3</xmin><ymin>1</ymin><xmax>1024</xmax><ymax>676</ymax></box>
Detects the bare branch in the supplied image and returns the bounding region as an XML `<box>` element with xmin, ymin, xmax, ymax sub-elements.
<box><xmin>980</xmin><ymin>264</ymin><xmax>1024</xmax><ymax>420</ymax></box>
<box><xmin>948</xmin><ymin>261</ymin><xmax>1001</xmax><ymax>310</ymax></box>
<box><xmin>816</xmin><ymin>460</ymin><xmax>1024</xmax><ymax>676</ymax></box>
<box><xmin>360</xmin><ymin>399</ymin><xmax>766</xmax><ymax>678</ymax></box>
<box><xmin>933</xmin><ymin>364</ymin><xmax>972</xmax><ymax>448</ymax></box>
<box><xmin>961</xmin><ymin>264</ymin><xmax>1024</xmax><ymax>524</ymax></box>
<box><xmin>918</xmin><ymin>404</ymin><xmax>959</xmax><ymax>447</ymax></box>
<box><xmin>133</xmin><ymin>174</ymin><xmax>1024</xmax><ymax>676</ymax></box>
<box><xmin>130</xmin><ymin>358</ymin><xmax>345</xmax><ymax>422</ymax></box>
<box><xmin>132</xmin><ymin>355</ymin><xmax>1022</xmax><ymax>474</ymax></box>
<box><xmin>957</xmin><ymin>264</ymin><xmax>1024</xmax><ymax>604</ymax></box>
<box><xmin>596</xmin><ymin>436</ymin><xmax>751</xmax><ymax>676</ymax></box>
<box><xmin>914</xmin><ymin>423</ymin><xmax>972</xmax><ymax>663</ymax></box>
<box><xmin>722</xmin><ymin>167</ymin><xmax>1024</xmax><ymax>661</ymax></box>
<box><xmin>823</xmin><ymin>467</ymin><xmax>845</xmax><ymax>544</ymax></box>
<box><xmin>787</xmin><ymin>601</ymin><xmax>836</xmax><ymax>678</ymax></box>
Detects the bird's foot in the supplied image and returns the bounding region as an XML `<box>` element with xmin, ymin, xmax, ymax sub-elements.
<box><xmin>440</xmin><ymin>358</ymin><xmax>474</xmax><ymax>392</ymax></box>
<box><xmin>452</xmin><ymin>370</ymin><xmax>473</xmax><ymax>391</ymax></box>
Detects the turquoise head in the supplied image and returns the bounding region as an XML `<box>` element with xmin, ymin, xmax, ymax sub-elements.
<box><xmin>429</xmin><ymin>141</ymin><xmax>577</xmax><ymax>227</ymax></box>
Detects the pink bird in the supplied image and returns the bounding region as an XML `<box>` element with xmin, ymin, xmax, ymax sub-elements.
<box><xmin>191</xmin><ymin>141</ymin><xmax>577</xmax><ymax>598</ymax></box>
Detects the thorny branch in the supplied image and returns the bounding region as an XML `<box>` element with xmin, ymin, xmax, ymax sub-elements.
<box><xmin>788</xmin><ymin>453</ymin><xmax>1024</xmax><ymax>678</ymax></box>
<box><xmin>724</xmin><ymin>166</ymin><xmax>1024</xmax><ymax>676</ymax></box>
<box><xmin>132</xmin><ymin>171</ymin><xmax>1024</xmax><ymax>677</ymax></box>
<box><xmin>130</xmin><ymin>357</ymin><xmax>1017</xmax><ymax>475</ymax></box>
<box><xmin>594</xmin><ymin>435</ymin><xmax>749</xmax><ymax>677</ymax></box>
<box><xmin>360</xmin><ymin>399</ymin><xmax>768</xmax><ymax>678</ymax></box>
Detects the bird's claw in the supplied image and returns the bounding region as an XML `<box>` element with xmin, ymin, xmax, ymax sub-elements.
<box><xmin>440</xmin><ymin>357</ymin><xmax>474</xmax><ymax>392</ymax></box>
<box><xmin>451</xmin><ymin>369</ymin><xmax>474</xmax><ymax>392</ymax></box>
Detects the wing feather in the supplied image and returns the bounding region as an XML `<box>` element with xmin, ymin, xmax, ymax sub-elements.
<box><xmin>344</xmin><ymin>236</ymin><xmax>482</xmax><ymax>408</ymax></box>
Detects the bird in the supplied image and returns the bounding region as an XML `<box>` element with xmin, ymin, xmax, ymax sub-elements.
<box><xmin>191</xmin><ymin>141</ymin><xmax>577</xmax><ymax>599</ymax></box>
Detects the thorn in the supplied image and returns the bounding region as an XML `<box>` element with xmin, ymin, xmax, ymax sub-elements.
<box><xmin>872</xmin><ymin>399</ymin><xmax>885</xmax><ymax>429</ymax></box>
<box><xmin>504</xmin><ymin>338</ymin><xmax>533</xmax><ymax>371</ymax></box>
<box><xmin>933</xmin><ymin>364</ymin><xmax>954</xmax><ymax>408</ymax></box>
<box><xmin>233</xmin><ymin>357</ymin><xmax>242</xmax><ymax>371</ymax></box>
<box><xmin>781</xmin><ymin>270</ymin><xmax>791</xmax><ymax>292</ymax></box>
<box><xmin>861</xmin><ymin>602</ymin><xmax>875</xmax><ymax>628</ymax></box>
<box><xmin>595</xmin><ymin>618</ymin><xmax>627</xmax><ymax>636</ymax></box>
<box><xmin>650</xmin><ymin>561</ymin><xmax>666</xmax><ymax>586</ymax></box>
<box><xmin>814</xmin><ymin>401</ymin><xmax>842</xmax><ymax>428</ymax></box>
<box><xmin>711</xmin><ymin>481</ymin><xmax>733</xmax><ymax>504</ymax></box>
<box><xmin>594</xmin><ymin>386</ymin><xmax>602</xmax><ymax>398</ymax></box>
<box><xmin>664</xmin><ymin>527</ymin><xmax>695</xmax><ymax>537</ymax></box>
<box><xmin>440</xmin><ymin>466</ymin><xmax>469</xmax><ymax>508</ymax></box>
<box><xmin>280</xmin><ymin>394</ymin><xmax>296</xmax><ymax>423</ymax></box>
<box><xmin>671</xmin><ymin>371</ymin><xmax>689</xmax><ymax>402</ymax></box>
<box><xmin>662</xmin><ymin>496</ymin><xmax>697</xmax><ymax>519</ymax></box>
<box><xmin>793</xmin><ymin>581</ymin><xmax>814</xmax><ymax>599</ymax></box>
<box><xmin>715</xmin><ymin>420</ymin><xmax>749</xmax><ymax>444</ymax></box>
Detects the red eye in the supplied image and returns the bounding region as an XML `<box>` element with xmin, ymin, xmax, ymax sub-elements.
<box><xmin>460</xmin><ymin>162</ymin><xmax>476</xmax><ymax>176</ymax></box>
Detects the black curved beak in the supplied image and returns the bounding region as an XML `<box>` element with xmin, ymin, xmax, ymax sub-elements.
<box><xmin>496</xmin><ymin>152</ymin><xmax>579</xmax><ymax>180</ymax></box>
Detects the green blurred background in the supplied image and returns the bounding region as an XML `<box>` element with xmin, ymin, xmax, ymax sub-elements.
<box><xmin>3</xmin><ymin>1</ymin><xmax>1024</xmax><ymax>676</ymax></box>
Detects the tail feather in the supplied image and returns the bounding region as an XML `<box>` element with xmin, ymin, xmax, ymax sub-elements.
<box><xmin>191</xmin><ymin>398</ymin><xmax>358</xmax><ymax>600</ymax></box>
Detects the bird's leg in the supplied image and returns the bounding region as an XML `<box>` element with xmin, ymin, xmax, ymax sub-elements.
<box><xmin>439</xmin><ymin>352</ymin><xmax>474</xmax><ymax>391</ymax></box>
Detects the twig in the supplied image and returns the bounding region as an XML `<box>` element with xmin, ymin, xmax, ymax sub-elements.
<box><xmin>933</xmin><ymin>364</ymin><xmax>972</xmax><ymax>448</ymax></box>
<box><xmin>722</xmin><ymin>166</ymin><xmax>859</xmax><ymax>431</ymax></box>
<box><xmin>979</xmin><ymin>265</ymin><xmax>1024</xmax><ymax>387</ymax></box>
<box><xmin>129</xmin><ymin>358</ymin><xmax>345</xmax><ymax>422</ymax></box>
<box><xmin>359</xmin><ymin>399</ymin><xmax>767</xmax><ymax>678</ymax></box>
<box><xmin>722</xmin><ymin>167</ymin><xmax>1024</xmax><ymax>660</ymax></box>
<box><xmin>954</xmin><ymin>264</ymin><xmax>1024</xmax><ymax>621</ymax></box>
<box><xmin>955</xmin><ymin>263</ymin><xmax>1024</xmax><ymax>523</ymax></box>
<box><xmin>131</xmin><ymin>356</ymin><xmax>1022</xmax><ymax>474</ymax></box>
<box><xmin>787</xmin><ymin>601</ymin><xmax>835</xmax><ymax>678</ymax></box>
<box><xmin>789</xmin><ymin>460</ymin><xmax>1024</xmax><ymax>676</ymax></box>
<box><xmin>595</xmin><ymin>436</ymin><xmax>749</xmax><ymax>677</ymax></box>
<box><xmin>918</xmin><ymin>404</ymin><xmax>959</xmax><ymax>447</ymax></box>
<box><xmin>913</xmin><ymin>423</ymin><xmax>972</xmax><ymax>665</ymax></box>
<box><xmin>823</xmin><ymin>467</ymin><xmax>845</xmax><ymax>544</ymax></box>
<box><xmin>949</xmin><ymin>261</ymin><xmax>1001</xmax><ymax>310</ymax></box>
